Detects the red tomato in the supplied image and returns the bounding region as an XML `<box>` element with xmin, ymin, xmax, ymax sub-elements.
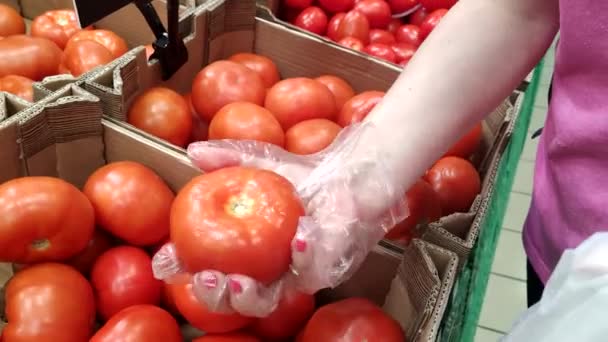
<box><xmin>388</xmin><ymin>0</ymin><xmax>419</xmax><ymax>14</ymax></box>
<box><xmin>170</xmin><ymin>282</ymin><xmax>255</xmax><ymax>334</ymax></box>
<box><xmin>83</xmin><ymin>161</ymin><xmax>175</xmax><ymax>246</ymax></box>
<box><xmin>409</xmin><ymin>6</ymin><xmax>428</xmax><ymax>25</ymax></box>
<box><xmin>294</xmin><ymin>6</ymin><xmax>329</xmax><ymax>35</ymax></box>
<box><xmin>91</xmin><ymin>305</ymin><xmax>182</xmax><ymax>342</ymax></box>
<box><xmin>318</xmin><ymin>0</ymin><xmax>355</xmax><ymax>13</ymax></box>
<box><xmin>369</xmin><ymin>29</ymin><xmax>396</xmax><ymax>44</ymax></box>
<box><xmin>91</xmin><ymin>246</ymin><xmax>162</xmax><ymax>321</ymax></box>
<box><xmin>0</xmin><ymin>4</ymin><xmax>24</xmax><ymax>37</ymax></box>
<box><xmin>387</xmin><ymin>18</ymin><xmax>402</xmax><ymax>33</ymax></box>
<box><xmin>299</xmin><ymin>298</ymin><xmax>405</xmax><ymax>342</ymax></box>
<box><xmin>161</xmin><ymin>283</ymin><xmax>180</xmax><ymax>315</ymax></box>
<box><xmin>191</xmin><ymin>61</ymin><xmax>266</xmax><ymax>122</ymax></box>
<box><xmin>31</xmin><ymin>10</ymin><xmax>88</xmax><ymax>49</ymax></box>
<box><xmin>61</xmin><ymin>39</ymin><xmax>114</xmax><ymax>77</ymax></box>
<box><xmin>265</xmin><ymin>77</ymin><xmax>338</xmax><ymax>130</ymax></box>
<box><xmin>67</xmin><ymin>29</ymin><xmax>128</xmax><ymax>58</ymax></box>
<box><xmin>420</xmin><ymin>8</ymin><xmax>448</xmax><ymax>39</ymax></box>
<box><xmin>184</xmin><ymin>92</ymin><xmax>209</xmax><ymax>143</ymax></box>
<box><xmin>391</xmin><ymin>42</ymin><xmax>417</xmax><ymax>64</ymax></box>
<box><xmin>444</xmin><ymin>122</ymin><xmax>483</xmax><ymax>158</ymax></box>
<box><xmin>194</xmin><ymin>334</ymin><xmax>260</xmax><ymax>342</ymax></box>
<box><xmin>315</xmin><ymin>74</ymin><xmax>355</xmax><ymax>110</ymax></box>
<box><xmin>364</xmin><ymin>43</ymin><xmax>397</xmax><ymax>63</ymax></box>
<box><xmin>426</xmin><ymin>157</ymin><xmax>481</xmax><ymax>215</ymax></box>
<box><xmin>128</xmin><ymin>87</ymin><xmax>193</xmax><ymax>147</ymax></box>
<box><xmin>420</xmin><ymin>0</ymin><xmax>456</xmax><ymax>11</ymax></box>
<box><xmin>0</xmin><ymin>177</ymin><xmax>95</xmax><ymax>264</ymax></box>
<box><xmin>285</xmin><ymin>119</ymin><xmax>342</xmax><ymax>155</ymax></box>
<box><xmin>337</xmin><ymin>90</ymin><xmax>384</xmax><ymax>126</ymax></box>
<box><xmin>68</xmin><ymin>229</ymin><xmax>114</xmax><ymax>275</ymax></box>
<box><xmin>171</xmin><ymin>167</ymin><xmax>304</xmax><ymax>283</ymax></box>
<box><xmin>251</xmin><ymin>291</ymin><xmax>316</xmax><ymax>340</ymax></box>
<box><xmin>285</xmin><ymin>0</ymin><xmax>313</xmax><ymax>9</ymax></box>
<box><xmin>3</xmin><ymin>263</ymin><xmax>96</xmax><ymax>342</ymax></box>
<box><xmin>354</xmin><ymin>0</ymin><xmax>392</xmax><ymax>29</ymax></box>
<box><xmin>0</xmin><ymin>75</ymin><xmax>33</xmax><ymax>101</ymax></box>
<box><xmin>327</xmin><ymin>13</ymin><xmax>346</xmax><ymax>41</ymax></box>
<box><xmin>208</xmin><ymin>102</ymin><xmax>285</xmax><ymax>147</ymax></box>
<box><xmin>228</xmin><ymin>53</ymin><xmax>281</xmax><ymax>88</ymax></box>
<box><xmin>337</xmin><ymin>36</ymin><xmax>365</xmax><ymax>51</ymax></box>
<box><xmin>395</xmin><ymin>24</ymin><xmax>422</xmax><ymax>46</ymax></box>
<box><xmin>0</xmin><ymin>35</ymin><xmax>62</xmax><ymax>81</ymax></box>
<box><xmin>335</xmin><ymin>10</ymin><xmax>370</xmax><ymax>44</ymax></box>
<box><xmin>385</xmin><ymin>179</ymin><xmax>442</xmax><ymax>241</ymax></box>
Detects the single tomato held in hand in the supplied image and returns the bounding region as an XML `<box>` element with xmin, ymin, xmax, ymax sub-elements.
<box><xmin>31</xmin><ymin>9</ymin><xmax>88</xmax><ymax>49</ymax></box>
<box><xmin>286</xmin><ymin>118</ymin><xmax>342</xmax><ymax>155</ymax></box>
<box><xmin>337</xmin><ymin>90</ymin><xmax>384</xmax><ymax>126</ymax></box>
<box><xmin>0</xmin><ymin>75</ymin><xmax>34</xmax><ymax>101</ymax></box>
<box><xmin>294</xmin><ymin>6</ymin><xmax>329</xmax><ymax>35</ymax></box>
<box><xmin>228</xmin><ymin>52</ymin><xmax>281</xmax><ymax>88</ymax></box>
<box><xmin>61</xmin><ymin>39</ymin><xmax>114</xmax><ymax>76</ymax></box>
<box><xmin>91</xmin><ymin>305</ymin><xmax>182</xmax><ymax>342</ymax></box>
<box><xmin>315</xmin><ymin>74</ymin><xmax>355</xmax><ymax>110</ymax></box>
<box><xmin>426</xmin><ymin>156</ymin><xmax>481</xmax><ymax>215</ymax></box>
<box><xmin>0</xmin><ymin>4</ymin><xmax>25</xmax><ymax>37</ymax></box>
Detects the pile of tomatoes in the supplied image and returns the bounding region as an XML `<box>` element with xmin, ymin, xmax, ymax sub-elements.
<box><xmin>0</xmin><ymin>5</ymin><xmax>129</xmax><ymax>102</ymax></box>
<box><xmin>277</xmin><ymin>0</ymin><xmax>457</xmax><ymax>65</ymax></box>
<box><xmin>0</xmin><ymin>160</ymin><xmax>406</xmax><ymax>341</ymax></box>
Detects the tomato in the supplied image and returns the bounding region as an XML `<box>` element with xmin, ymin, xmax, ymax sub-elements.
<box><xmin>67</xmin><ymin>29</ymin><xmax>128</xmax><ymax>58</ymax></box>
<box><xmin>426</xmin><ymin>156</ymin><xmax>481</xmax><ymax>215</ymax></box>
<box><xmin>91</xmin><ymin>305</ymin><xmax>182</xmax><ymax>342</ymax></box>
<box><xmin>61</xmin><ymin>39</ymin><xmax>115</xmax><ymax>77</ymax></box>
<box><xmin>228</xmin><ymin>53</ymin><xmax>280</xmax><ymax>88</ymax></box>
<box><xmin>315</xmin><ymin>75</ymin><xmax>355</xmax><ymax>111</ymax></box>
<box><xmin>385</xmin><ymin>179</ymin><xmax>441</xmax><ymax>241</ymax></box>
<box><xmin>68</xmin><ymin>229</ymin><xmax>114</xmax><ymax>275</ymax></box>
<box><xmin>337</xmin><ymin>36</ymin><xmax>365</xmax><ymax>51</ymax></box>
<box><xmin>299</xmin><ymin>298</ymin><xmax>405</xmax><ymax>342</ymax></box>
<box><xmin>209</xmin><ymin>102</ymin><xmax>285</xmax><ymax>147</ymax></box>
<box><xmin>388</xmin><ymin>0</ymin><xmax>419</xmax><ymax>14</ymax></box>
<box><xmin>420</xmin><ymin>8</ymin><xmax>448</xmax><ymax>39</ymax></box>
<box><xmin>395</xmin><ymin>24</ymin><xmax>422</xmax><ymax>46</ymax></box>
<box><xmin>265</xmin><ymin>77</ymin><xmax>337</xmax><ymax>130</ymax></box>
<box><xmin>294</xmin><ymin>6</ymin><xmax>329</xmax><ymax>35</ymax></box>
<box><xmin>191</xmin><ymin>61</ymin><xmax>266</xmax><ymax>122</ymax></box>
<box><xmin>337</xmin><ymin>90</ymin><xmax>384</xmax><ymax>126</ymax></box>
<box><xmin>285</xmin><ymin>119</ymin><xmax>342</xmax><ymax>155</ymax></box>
<box><xmin>335</xmin><ymin>10</ymin><xmax>370</xmax><ymax>44</ymax></box>
<box><xmin>444</xmin><ymin>122</ymin><xmax>483</xmax><ymax>158</ymax></box>
<box><xmin>318</xmin><ymin>0</ymin><xmax>355</xmax><ymax>13</ymax></box>
<box><xmin>128</xmin><ymin>87</ymin><xmax>193</xmax><ymax>147</ymax></box>
<box><xmin>285</xmin><ymin>0</ymin><xmax>313</xmax><ymax>10</ymax></box>
<box><xmin>91</xmin><ymin>246</ymin><xmax>162</xmax><ymax>321</ymax></box>
<box><xmin>0</xmin><ymin>35</ymin><xmax>62</xmax><ymax>81</ymax></box>
<box><xmin>354</xmin><ymin>0</ymin><xmax>392</xmax><ymax>29</ymax></box>
<box><xmin>169</xmin><ymin>282</ymin><xmax>255</xmax><ymax>334</ymax></box>
<box><xmin>387</xmin><ymin>18</ymin><xmax>402</xmax><ymax>33</ymax></box>
<box><xmin>0</xmin><ymin>75</ymin><xmax>33</xmax><ymax>101</ymax></box>
<box><xmin>31</xmin><ymin>10</ymin><xmax>88</xmax><ymax>49</ymax></box>
<box><xmin>0</xmin><ymin>177</ymin><xmax>94</xmax><ymax>264</ymax></box>
<box><xmin>171</xmin><ymin>167</ymin><xmax>303</xmax><ymax>283</ymax></box>
<box><xmin>364</xmin><ymin>43</ymin><xmax>397</xmax><ymax>63</ymax></box>
<box><xmin>251</xmin><ymin>291</ymin><xmax>316</xmax><ymax>340</ymax></box>
<box><xmin>327</xmin><ymin>13</ymin><xmax>345</xmax><ymax>41</ymax></box>
<box><xmin>369</xmin><ymin>29</ymin><xmax>396</xmax><ymax>44</ymax></box>
<box><xmin>420</xmin><ymin>0</ymin><xmax>456</xmax><ymax>11</ymax></box>
<box><xmin>0</xmin><ymin>4</ymin><xmax>24</xmax><ymax>37</ymax></box>
<box><xmin>184</xmin><ymin>93</ymin><xmax>209</xmax><ymax>143</ymax></box>
<box><xmin>3</xmin><ymin>263</ymin><xmax>96</xmax><ymax>342</ymax></box>
<box><xmin>409</xmin><ymin>6</ymin><xmax>428</xmax><ymax>25</ymax></box>
<box><xmin>194</xmin><ymin>334</ymin><xmax>260</xmax><ymax>342</ymax></box>
<box><xmin>391</xmin><ymin>42</ymin><xmax>417</xmax><ymax>64</ymax></box>
<box><xmin>83</xmin><ymin>161</ymin><xmax>174</xmax><ymax>246</ymax></box>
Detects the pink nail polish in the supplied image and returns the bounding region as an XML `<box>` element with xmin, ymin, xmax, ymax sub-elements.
<box><xmin>294</xmin><ymin>239</ymin><xmax>307</xmax><ymax>252</ymax></box>
<box><xmin>229</xmin><ymin>279</ymin><xmax>243</xmax><ymax>294</ymax></box>
<box><xmin>203</xmin><ymin>274</ymin><xmax>218</xmax><ymax>289</ymax></box>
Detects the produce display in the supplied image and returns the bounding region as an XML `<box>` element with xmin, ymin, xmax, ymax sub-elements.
<box><xmin>0</xmin><ymin>5</ymin><xmax>130</xmax><ymax>101</ymax></box>
<box><xmin>275</xmin><ymin>0</ymin><xmax>457</xmax><ymax>65</ymax></box>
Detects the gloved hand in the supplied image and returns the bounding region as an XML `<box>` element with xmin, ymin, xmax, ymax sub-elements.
<box><xmin>152</xmin><ymin>123</ymin><xmax>409</xmax><ymax>317</ymax></box>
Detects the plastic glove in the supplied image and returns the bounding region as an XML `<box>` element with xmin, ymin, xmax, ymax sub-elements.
<box><xmin>152</xmin><ymin>123</ymin><xmax>408</xmax><ymax>317</ymax></box>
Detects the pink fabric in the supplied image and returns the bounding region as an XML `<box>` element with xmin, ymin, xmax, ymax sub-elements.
<box><xmin>523</xmin><ymin>0</ymin><xmax>608</xmax><ymax>283</ymax></box>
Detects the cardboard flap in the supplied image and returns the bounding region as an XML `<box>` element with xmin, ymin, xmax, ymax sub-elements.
<box><xmin>0</xmin><ymin>120</ymin><xmax>23</xmax><ymax>183</ymax></box>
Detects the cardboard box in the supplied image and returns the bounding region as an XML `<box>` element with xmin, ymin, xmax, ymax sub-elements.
<box><xmin>0</xmin><ymin>84</ymin><xmax>458</xmax><ymax>342</ymax></box>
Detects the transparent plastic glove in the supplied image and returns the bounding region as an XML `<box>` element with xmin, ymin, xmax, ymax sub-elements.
<box><xmin>503</xmin><ymin>232</ymin><xmax>608</xmax><ymax>342</ymax></box>
<box><xmin>152</xmin><ymin>123</ymin><xmax>408</xmax><ymax>317</ymax></box>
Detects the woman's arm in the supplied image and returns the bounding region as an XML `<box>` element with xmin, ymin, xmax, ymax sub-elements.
<box><xmin>358</xmin><ymin>0</ymin><xmax>559</xmax><ymax>189</ymax></box>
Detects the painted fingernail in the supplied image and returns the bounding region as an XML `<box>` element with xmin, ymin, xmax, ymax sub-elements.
<box><xmin>202</xmin><ymin>274</ymin><xmax>218</xmax><ymax>289</ymax></box>
<box><xmin>229</xmin><ymin>279</ymin><xmax>243</xmax><ymax>294</ymax></box>
<box><xmin>294</xmin><ymin>239</ymin><xmax>307</xmax><ymax>252</ymax></box>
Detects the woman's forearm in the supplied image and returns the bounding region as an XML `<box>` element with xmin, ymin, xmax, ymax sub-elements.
<box><xmin>358</xmin><ymin>0</ymin><xmax>559</xmax><ymax>190</ymax></box>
